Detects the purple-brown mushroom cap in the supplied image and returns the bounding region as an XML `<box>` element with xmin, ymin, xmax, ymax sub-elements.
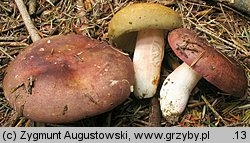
<box><xmin>168</xmin><ymin>28</ymin><xmax>247</xmax><ymax>98</ymax></box>
<box><xmin>3</xmin><ymin>34</ymin><xmax>134</xmax><ymax>123</ymax></box>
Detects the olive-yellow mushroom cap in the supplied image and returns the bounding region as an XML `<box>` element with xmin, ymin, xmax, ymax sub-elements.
<box><xmin>108</xmin><ymin>3</ymin><xmax>182</xmax><ymax>52</ymax></box>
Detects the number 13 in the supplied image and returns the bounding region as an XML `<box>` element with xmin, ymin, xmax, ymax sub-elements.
<box><xmin>235</xmin><ymin>131</ymin><xmax>246</xmax><ymax>139</ymax></box>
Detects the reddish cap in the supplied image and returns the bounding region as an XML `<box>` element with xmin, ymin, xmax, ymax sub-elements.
<box><xmin>168</xmin><ymin>28</ymin><xmax>247</xmax><ymax>98</ymax></box>
<box><xmin>3</xmin><ymin>34</ymin><xmax>134</xmax><ymax>123</ymax></box>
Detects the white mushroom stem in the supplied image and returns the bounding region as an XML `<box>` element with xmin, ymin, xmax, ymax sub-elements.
<box><xmin>160</xmin><ymin>62</ymin><xmax>202</xmax><ymax>123</ymax></box>
<box><xmin>133</xmin><ymin>29</ymin><xmax>164</xmax><ymax>99</ymax></box>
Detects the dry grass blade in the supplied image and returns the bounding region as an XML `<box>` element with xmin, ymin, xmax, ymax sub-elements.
<box><xmin>186</xmin><ymin>18</ymin><xmax>248</xmax><ymax>54</ymax></box>
<box><xmin>0</xmin><ymin>47</ymin><xmax>14</xmax><ymax>60</ymax></box>
<box><xmin>201</xmin><ymin>95</ymin><xmax>228</xmax><ymax>125</ymax></box>
<box><xmin>0</xmin><ymin>36</ymin><xmax>27</xmax><ymax>41</ymax></box>
<box><xmin>0</xmin><ymin>42</ymin><xmax>28</xmax><ymax>47</ymax></box>
<box><xmin>0</xmin><ymin>23</ymin><xmax>25</xmax><ymax>33</ymax></box>
<box><xmin>222</xmin><ymin>102</ymin><xmax>241</xmax><ymax>115</ymax></box>
<box><xmin>238</xmin><ymin>104</ymin><xmax>250</xmax><ymax>109</ymax></box>
<box><xmin>242</xmin><ymin>109</ymin><xmax>250</xmax><ymax>123</ymax></box>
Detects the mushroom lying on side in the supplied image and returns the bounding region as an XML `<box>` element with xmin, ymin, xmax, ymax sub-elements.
<box><xmin>108</xmin><ymin>3</ymin><xmax>182</xmax><ymax>99</ymax></box>
<box><xmin>3</xmin><ymin>34</ymin><xmax>134</xmax><ymax>123</ymax></box>
<box><xmin>160</xmin><ymin>28</ymin><xmax>248</xmax><ymax>124</ymax></box>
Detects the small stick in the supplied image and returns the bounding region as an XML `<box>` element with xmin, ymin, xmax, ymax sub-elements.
<box><xmin>190</xmin><ymin>51</ymin><xmax>205</xmax><ymax>67</ymax></box>
<box><xmin>149</xmin><ymin>96</ymin><xmax>161</xmax><ymax>127</ymax></box>
<box><xmin>0</xmin><ymin>2</ymin><xmax>13</xmax><ymax>13</ymax></box>
<box><xmin>15</xmin><ymin>117</ymin><xmax>25</xmax><ymax>127</ymax></box>
<box><xmin>0</xmin><ymin>64</ymin><xmax>7</xmax><ymax>69</ymax></box>
<box><xmin>0</xmin><ymin>47</ymin><xmax>15</xmax><ymax>60</ymax></box>
<box><xmin>25</xmin><ymin>119</ymin><xmax>32</xmax><ymax>127</ymax></box>
<box><xmin>225</xmin><ymin>122</ymin><xmax>249</xmax><ymax>127</ymax></box>
<box><xmin>219</xmin><ymin>2</ymin><xmax>250</xmax><ymax>21</ymax></box>
<box><xmin>0</xmin><ymin>36</ymin><xmax>27</xmax><ymax>41</ymax></box>
<box><xmin>188</xmin><ymin>98</ymin><xmax>216</xmax><ymax>108</ymax></box>
<box><xmin>0</xmin><ymin>42</ymin><xmax>29</xmax><ymax>47</ymax></box>
<box><xmin>14</xmin><ymin>0</ymin><xmax>41</xmax><ymax>42</ymax></box>
<box><xmin>0</xmin><ymin>23</ymin><xmax>25</xmax><ymax>33</ymax></box>
<box><xmin>201</xmin><ymin>95</ymin><xmax>228</xmax><ymax>125</ymax></box>
<box><xmin>186</xmin><ymin>18</ymin><xmax>248</xmax><ymax>54</ymax></box>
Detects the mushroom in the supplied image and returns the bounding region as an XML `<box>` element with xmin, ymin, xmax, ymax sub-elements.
<box><xmin>3</xmin><ymin>34</ymin><xmax>134</xmax><ymax>123</ymax></box>
<box><xmin>108</xmin><ymin>3</ymin><xmax>182</xmax><ymax>98</ymax></box>
<box><xmin>160</xmin><ymin>28</ymin><xmax>248</xmax><ymax>124</ymax></box>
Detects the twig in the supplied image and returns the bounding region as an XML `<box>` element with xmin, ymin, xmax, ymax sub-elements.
<box><xmin>149</xmin><ymin>96</ymin><xmax>161</xmax><ymax>127</ymax></box>
<box><xmin>190</xmin><ymin>51</ymin><xmax>205</xmax><ymax>67</ymax></box>
<box><xmin>25</xmin><ymin>119</ymin><xmax>32</xmax><ymax>127</ymax></box>
<box><xmin>219</xmin><ymin>2</ymin><xmax>250</xmax><ymax>21</ymax></box>
<box><xmin>224</xmin><ymin>122</ymin><xmax>249</xmax><ymax>127</ymax></box>
<box><xmin>0</xmin><ymin>47</ymin><xmax>15</xmax><ymax>60</ymax></box>
<box><xmin>35</xmin><ymin>0</ymin><xmax>60</xmax><ymax>15</ymax></box>
<box><xmin>186</xmin><ymin>17</ymin><xmax>248</xmax><ymax>54</ymax></box>
<box><xmin>219</xmin><ymin>3</ymin><xmax>235</xmax><ymax>35</ymax></box>
<box><xmin>201</xmin><ymin>95</ymin><xmax>228</xmax><ymax>125</ymax></box>
<box><xmin>0</xmin><ymin>64</ymin><xmax>8</xmax><ymax>69</ymax></box>
<box><xmin>0</xmin><ymin>23</ymin><xmax>25</xmax><ymax>33</ymax></box>
<box><xmin>0</xmin><ymin>36</ymin><xmax>27</xmax><ymax>41</ymax></box>
<box><xmin>0</xmin><ymin>2</ymin><xmax>13</xmax><ymax>13</ymax></box>
<box><xmin>0</xmin><ymin>42</ymin><xmax>29</xmax><ymax>47</ymax></box>
<box><xmin>188</xmin><ymin>98</ymin><xmax>216</xmax><ymax>108</ymax></box>
<box><xmin>15</xmin><ymin>117</ymin><xmax>26</xmax><ymax>127</ymax></box>
<box><xmin>15</xmin><ymin>0</ymin><xmax>41</xmax><ymax>42</ymax></box>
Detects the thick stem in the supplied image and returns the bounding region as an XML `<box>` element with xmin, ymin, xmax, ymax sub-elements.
<box><xmin>159</xmin><ymin>63</ymin><xmax>202</xmax><ymax>124</ymax></box>
<box><xmin>133</xmin><ymin>29</ymin><xmax>164</xmax><ymax>99</ymax></box>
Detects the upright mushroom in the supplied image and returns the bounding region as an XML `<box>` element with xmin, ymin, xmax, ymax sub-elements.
<box><xmin>3</xmin><ymin>34</ymin><xmax>134</xmax><ymax>123</ymax></box>
<box><xmin>160</xmin><ymin>28</ymin><xmax>248</xmax><ymax>124</ymax></box>
<box><xmin>108</xmin><ymin>3</ymin><xmax>182</xmax><ymax>98</ymax></box>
